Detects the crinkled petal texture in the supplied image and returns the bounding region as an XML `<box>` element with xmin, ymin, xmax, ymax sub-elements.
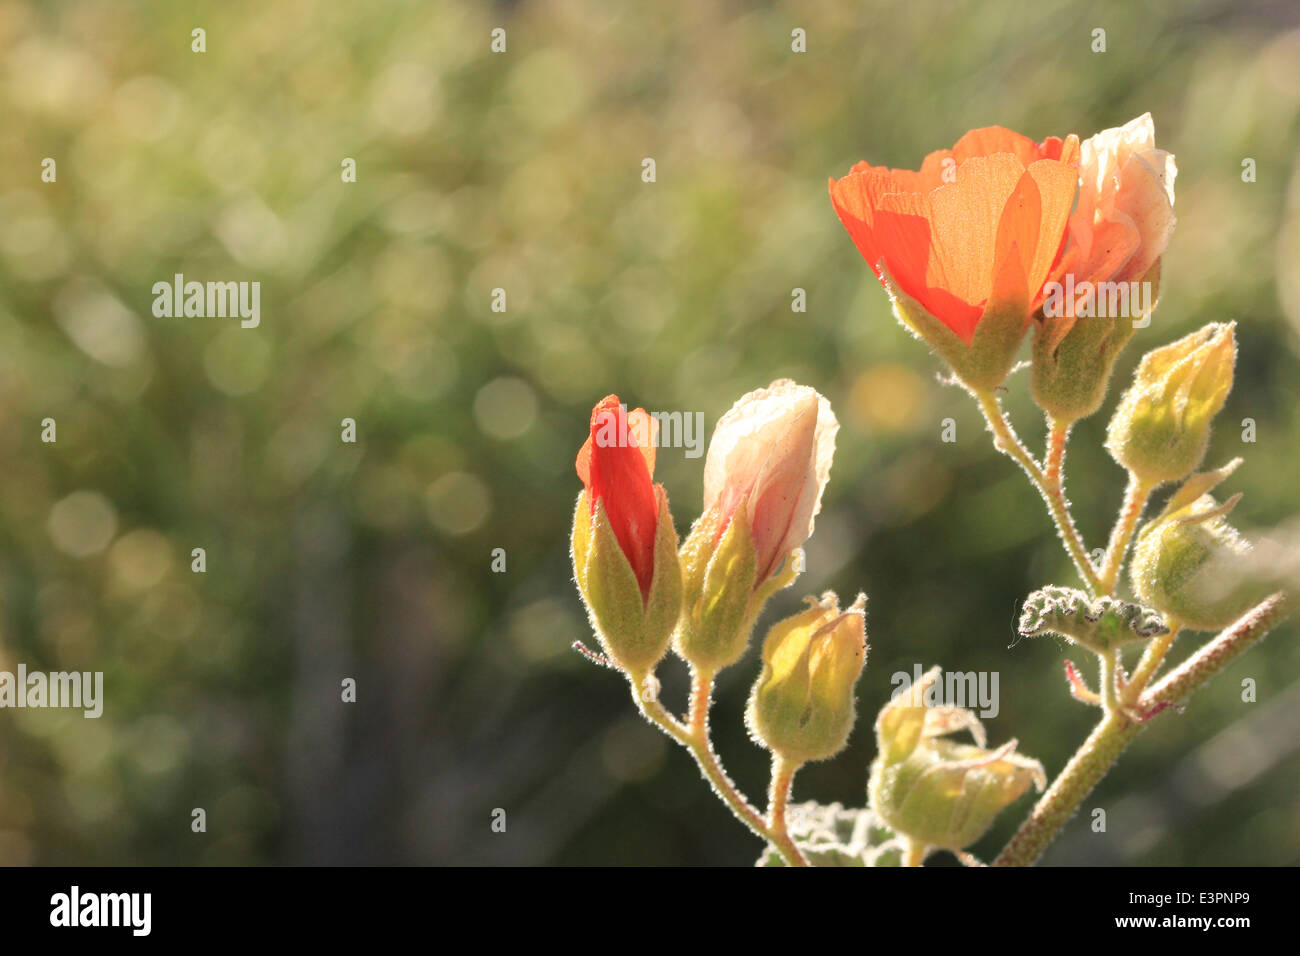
<box><xmin>703</xmin><ymin>379</ymin><xmax>838</xmax><ymax>582</ymax></box>
<box><xmin>1066</xmin><ymin>112</ymin><xmax>1177</xmax><ymax>289</ymax></box>
<box><xmin>576</xmin><ymin>395</ymin><xmax>659</xmax><ymax>599</ymax></box>
<box><xmin>830</xmin><ymin>127</ymin><xmax>1080</xmax><ymax>344</ymax></box>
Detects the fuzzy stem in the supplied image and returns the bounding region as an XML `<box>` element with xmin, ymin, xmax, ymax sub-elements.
<box><xmin>628</xmin><ymin>668</ymin><xmax>807</xmax><ymax>866</ymax></box>
<box><xmin>1098</xmin><ymin>649</ymin><xmax>1120</xmax><ymax>714</ymax></box>
<box><xmin>974</xmin><ymin>391</ymin><xmax>1101</xmax><ymax>593</ymax></box>
<box><xmin>767</xmin><ymin>755</ymin><xmax>809</xmax><ymax>867</ymax></box>
<box><xmin>1141</xmin><ymin>593</ymin><xmax>1291</xmax><ymax>709</ymax></box>
<box><xmin>901</xmin><ymin>838</ymin><xmax>929</xmax><ymax>867</ymax></box>
<box><xmin>687</xmin><ymin>667</ymin><xmax>713</xmax><ymax>738</ymax></box>
<box><xmin>994</xmin><ymin>594</ymin><xmax>1290</xmax><ymax>866</ymax></box>
<box><xmin>993</xmin><ymin>709</ymin><xmax>1139</xmax><ymax>867</ymax></box>
<box><xmin>1099</xmin><ymin>473</ymin><xmax>1154</xmax><ymax>595</ymax></box>
<box><xmin>1123</xmin><ymin>624</ymin><xmax>1181</xmax><ymax>706</ymax></box>
<box><xmin>1044</xmin><ymin>416</ymin><xmax>1069</xmax><ymax>488</ymax></box>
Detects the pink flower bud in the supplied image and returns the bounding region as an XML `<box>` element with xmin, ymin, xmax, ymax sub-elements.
<box><xmin>1048</xmin><ymin>113</ymin><xmax>1177</xmax><ymax>332</ymax></box>
<box><xmin>702</xmin><ymin>380</ymin><xmax>838</xmax><ymax>583</ymax></box>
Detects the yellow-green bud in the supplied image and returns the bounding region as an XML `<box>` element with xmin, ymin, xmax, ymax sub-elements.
<box><xmin>674</xmin><ymin>504</ymin><xmax>759</xmax><ymax>671</ymax></box>
<box><xmin>1130</xmin><ymin>459</ymin><xmax>1266</xmax><ymax>631</ymax></box>
<box><xmin>571</xmin><ymin>489</ymin><xmax>682</xmax><ymax>674</ymax></box>
<box><xmin>746</xmin><ymin>592</ymin><xmax>867</xmax><ymax>764</ymax></box>
<box><xmin>1105</xmin><ymin>321</ymin><xmax>1235</xmax><ymax>486</ymax></box>
<box><xmin>1031</xmin><ymin>261</ymin><xmax>1159</xmax><ymax>423</ymax></box>
<box><xmin>868</xmin><ymin>666</ymin><xmax>1045</xmax><ymax>853</ymax></box>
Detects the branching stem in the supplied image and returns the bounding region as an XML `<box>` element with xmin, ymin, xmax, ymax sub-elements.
<box><xmin>994</xmin><ymin>594</ymin><xmax>1290</xmax><ymax>866</ymax></box>
<box><xmin>1099</xmin><ymin>473</ymin><xmax>1154</xmax><ymax>595</ymax></box>
<box><xmin>627</xmin><ymin>666</ymin><xmax>809</xmax><ymax>866</ymax></box>
<box><xmin>973</xmin><ymin>392</ymin><xmax>1101</xmax><ymax>593</ymax></box>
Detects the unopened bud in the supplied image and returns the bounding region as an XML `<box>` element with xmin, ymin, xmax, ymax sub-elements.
<box><xmin>1106</xmin><ymin>322</ymin><xmax>1235</xmax><ymax>485</ymax></box>
<box><xmin>746</xmin><ymin>592</ymin><xmax>867</xmax><ymax>764</ymax></box>
<box><xmin>1030</xmin><ymin>262</ymin><xmax>1159</xmax><ymax>423</ymax></box>
<box><xmin>868</xmin><ymin>667</ymin><xmax>1045</xmax><ymax>852</ymax></box>
<box><xmin>1130</xmin><ymin>459</ymin><xmax>1267</xmax><ymax>631</ymax></box>
<box><xmin>572</xmin><ymin>489</ymin><xmax>683</xmax><ymax>674</ymax></box>
<box><xmin>674</xmin><ymin>504</ymin><xmax>759</xmax><ymax>671</ymax></box>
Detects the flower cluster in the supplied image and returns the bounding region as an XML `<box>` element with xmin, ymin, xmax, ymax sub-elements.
<box><xmin>570</xmin><ymin>380</ymin><xmax>866</xmax><ymax>866</ymax></box>
<box><xmin>572</xmin><ymin>382</ymin><xmax>845</xmax><ymax>681</ymax></box>
<box><xmin>567</xmin><ymin>113</ymin><xmax>1289</xmax><ymax>868</ymax></box>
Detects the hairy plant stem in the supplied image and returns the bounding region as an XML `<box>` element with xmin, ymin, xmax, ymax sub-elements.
<box><xmin>901</xmin><ymin>838</ymin><xmax>929</xmax><ymax>867</ymax></box>
<box><xmin>1099</xmin><ymin>473</ymin><xmax>1154</xmax><ymax>595</ymax></box>
<box><xmin>974</xmin><ymin>391</ymin><xmax>1101</xmax><ymax>593</ymax></box>
<box><xmin>628</xmin><ymin>667</ymin><xmax>808</xmax><ymax>866</ymax></box>
<box><xmin>1044</xmin><ymin>416</ymin><xmax>1069</xmax><ymax>488</ymax></box>
<box><xmin>994</xmin><ymin>594</ymin><xmax>1290</xmax><ymax>866</ymax></box>
<box><xmin>688</xmin><ymin>667</ymin><xmax>713</xmax><ymax>738</ymax></box>
<box><xmin>1098</xmin><ymin>649</ymin><xmax>1120</xmax><ymax>713</ymax></box>
<box><xmin>766</xmin><ymin>755</ymin><xmax>807</xmax><ymax>867</ymax></box>
<box><xmin>1123</xmin><ymin>624</ymin><xmax>1182</xmax><ymax>707</ymax></box>
<box><xmin>1143</xmin><ymin>594</ymin><xmax>1292</xmax><ymax>707</ymax></box>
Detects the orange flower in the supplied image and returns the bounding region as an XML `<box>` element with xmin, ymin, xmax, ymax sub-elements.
<box><xmin>830</xmin><ymin>127</ymin><xmax>1080</xmax><ymax>346</ymax></box>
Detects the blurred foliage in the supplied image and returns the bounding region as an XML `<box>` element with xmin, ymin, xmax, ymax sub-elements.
<box><xmin>0</xmin><ymin>0</ymin><xmax>1298</xmax><ymax>865</ymax></box>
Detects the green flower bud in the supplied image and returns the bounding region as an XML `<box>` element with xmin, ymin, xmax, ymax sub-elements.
<box><xmin>1105</xmin><ymin>322</ymin><xmax>1236</xmax><ymax>486</ymax></box>
<box><xmin>1030</xmin><ymin>261</ymin><xmax>1160</xmax><ymax>423</ymax></box>
<box><xmin>572</xmin><ymin>488</ymin><xmax>682</xmax><ymax>674</ymax></box>
<box><xmin>674</xmin><ymin>504</ymin><xmax>759</xmax><ymax>671</ymax></box>
<box><xmin>1130</xmin><ymin>459</ymin><xmax>1267</xmax><ymax>631</ymax></box>
<box><xmin>746</xmin><ymin>592</ymin><xmax>867</xmax><ymax>764</ymax></box>
<box><xmin>868</xmin><ymin>667</ymin><xmax>1045</xmax><ymax>852</ymax></box>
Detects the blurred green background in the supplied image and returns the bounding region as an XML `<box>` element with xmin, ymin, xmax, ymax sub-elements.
<box><xmin>1</xmin><ymin>0</ymin><xmax>1298</xmax><ymax>865</ymax></box>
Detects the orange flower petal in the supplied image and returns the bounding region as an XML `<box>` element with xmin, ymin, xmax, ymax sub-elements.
<box><xmin>927</xmin><ymin>153</ymin><xmax>1027</xmax><ymax>306</ymax></box>
<box><xmin>576</xmin><ymin>397</ymin><xmax>657</xmax><ymax>485</ymax></box>
<box><xmin>986</xmin><ymin>238</ymin><xmax>1029</xmax><ymax>334</ymax></box>
<box><xmin>951</xmin><ymin>126</ymin><xmax>1045</xmax><ymax>168</ymax></box>
<box><xmin>1023</xmin><ymin>159</ymin><xmax>1080</xmax><ymax>299</ymax></box>
<box><xmin>873</xmin><ymin>190</ymin><xmax>936</xmax><ymax>305</ymax></box>
<box><xmin>992</xmin><ymin>170</ymin><xmax>1043</xmax><ymax>311</ymax></box>
<box><xmin>829</xmin><ymin>168</ymin><xmax>897</xmax><ymax>278</ymax></box>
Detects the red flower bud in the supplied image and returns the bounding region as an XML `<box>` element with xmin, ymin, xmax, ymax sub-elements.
<box><xmin>575</xmin><ymin>395</ymin><xmax>660</xmax><ymax>600</ymax></box>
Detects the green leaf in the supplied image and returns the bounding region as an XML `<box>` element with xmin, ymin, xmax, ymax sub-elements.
<box><xmin>1018</xmin><ymin>585</ymin><xmax>1168</xmax><ymax>652</ymax></box>
<box><xmin>755</xmin><ymin>802</ymin><xmax>902</xmax><ymax>867</ymax></box>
